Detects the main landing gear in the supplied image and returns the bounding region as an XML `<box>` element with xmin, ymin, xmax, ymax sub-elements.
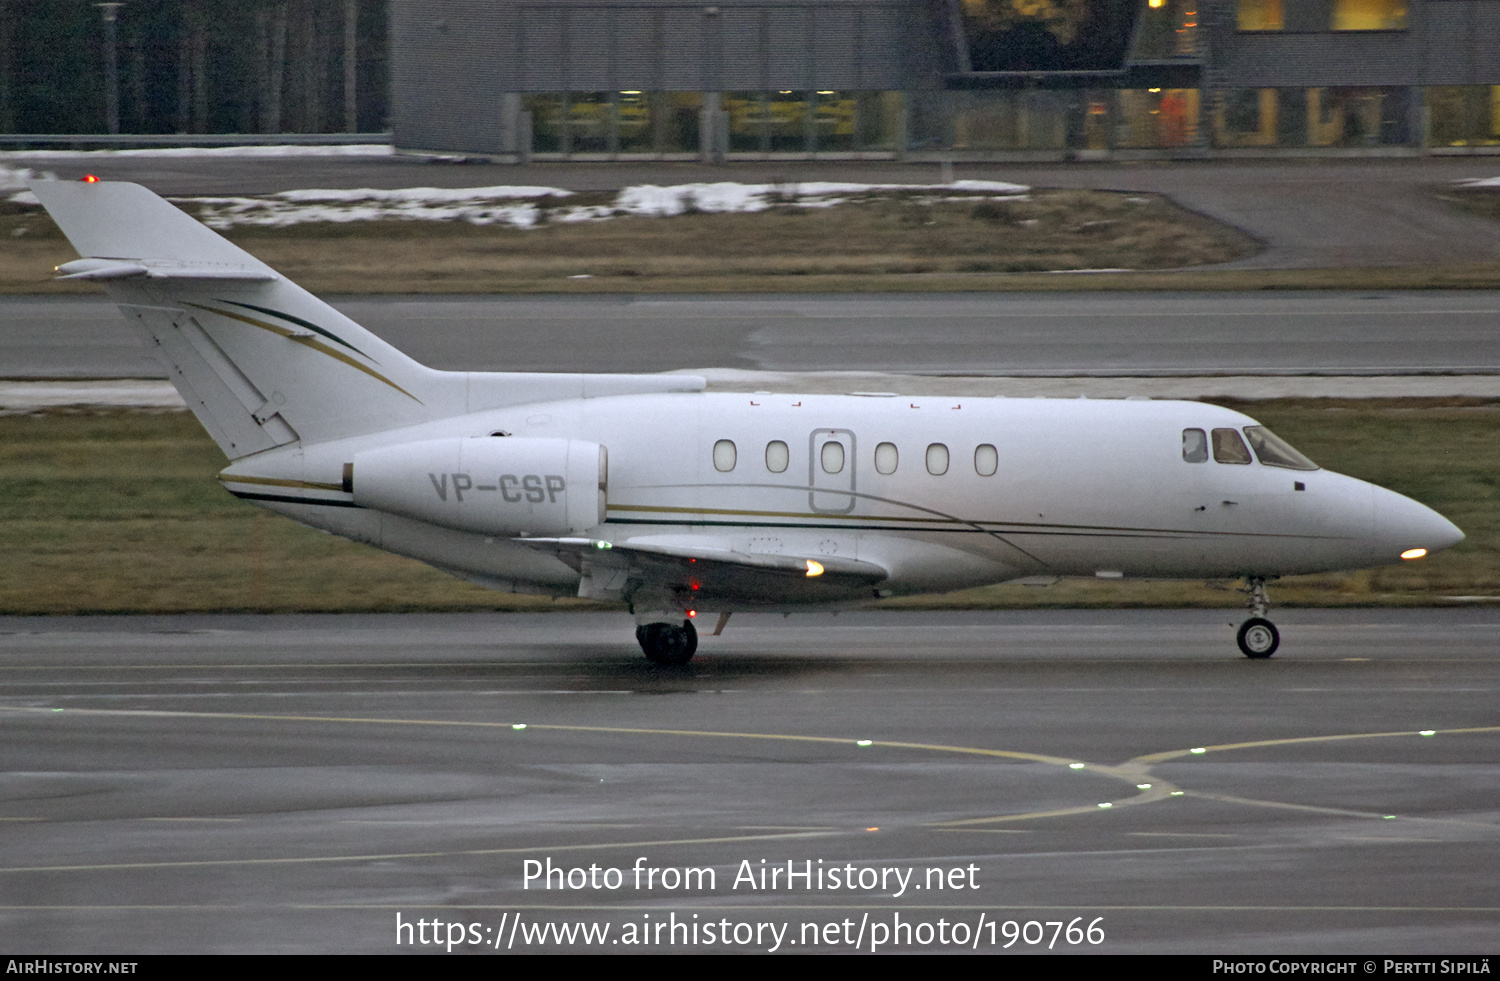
<box><xmin>636</xmin><ymin>619</ymin><xmax>698</xmax><ymax>666</ymax></box>
<box><xmin>1236</xmin><ymin>575</ymin><xmax>1280</xmax><ymax>659</ymax></box>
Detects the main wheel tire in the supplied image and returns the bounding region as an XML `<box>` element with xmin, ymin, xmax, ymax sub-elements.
<box><xmin>640</xmin><ymin>620</ymin><xmax>698</xmax><ymax>666</ymax></box>
<box><xmin>1237</xmin><ymin>617</ymin><xmax>1280</xmax><ymax>659</ymax></box>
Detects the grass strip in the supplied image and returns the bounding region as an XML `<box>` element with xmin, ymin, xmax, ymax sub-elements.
<box><xmin>1</xmin><ymin>400</ymin><xmax>1494</xmax><ymax>615</ymax></box>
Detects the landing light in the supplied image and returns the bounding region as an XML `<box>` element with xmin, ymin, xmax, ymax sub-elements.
<box><xmin>1400</xmin><ymin>548</ymin><xmax>1428</xmax><ymax>560</ymax></box>
<box><xmin>805</xmin><ymin>560</ymin><xmax>825</xmax><ymax>577</ymax></box>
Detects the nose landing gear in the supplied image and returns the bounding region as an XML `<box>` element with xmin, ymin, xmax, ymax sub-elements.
<box><xmin>1236</xmin><ymin>576</ymin><xmax>1280</xmax><ymax>658</ymax></box>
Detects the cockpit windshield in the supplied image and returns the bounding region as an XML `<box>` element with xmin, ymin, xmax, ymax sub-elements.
<box><xmin>1243</xmin><ymin>426</ymin><xmax>1319</xmax><ymax>471</ymax></box>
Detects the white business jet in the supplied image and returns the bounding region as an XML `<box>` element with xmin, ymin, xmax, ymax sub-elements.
<box><xmin>31</xmin><ymin>178</ymin><xmax>1463</xmax><ymax>664</ymax></box>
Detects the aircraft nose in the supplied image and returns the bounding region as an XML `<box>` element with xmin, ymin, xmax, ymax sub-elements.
<box><xmin>1372</xmin><ymin>486</ymin><xmax>1464</xmax><ymax>559</ymax></box>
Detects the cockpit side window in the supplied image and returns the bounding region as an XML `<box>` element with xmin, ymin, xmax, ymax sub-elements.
<box><xmin>1244</xmin><ymin>426</ymin><xmax>1319</xmax><ymax>471</ymax></box>
<box><xmin>1212</xmin><ymin>428</ymin><xmax>1252</xmax><ymax>465</ymax></box>
<box><xmin>1182</xmin><ymin>428</ymin><xmax>1208</xmax><ymax>463</ymax></box>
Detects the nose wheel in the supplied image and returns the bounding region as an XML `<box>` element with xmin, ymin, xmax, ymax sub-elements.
<box><xmin>1236</xmin><ymin>576</ymin><xmax>1279</xmax><ymax>658</ymax></box>
<box><xmin>637</xmin><ymin>619</ymin><xmax>698</xmax><ymax>666</ymax></box>
<box><xmin>1236</xmin><ymin>617</ymin><xmax>1280</xmax><ymax>658</ymax></box>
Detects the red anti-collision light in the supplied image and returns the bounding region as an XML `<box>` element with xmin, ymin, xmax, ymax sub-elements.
<box><xmin>82</xmin><ymin>174</ymin><xmax>100</xmax><ymax>183</ymax></box>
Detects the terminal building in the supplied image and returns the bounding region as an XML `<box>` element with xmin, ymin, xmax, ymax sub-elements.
<box><xmin>389</xmin><ymin>0</ymin><xmax>1500</xmax><ymax>160</ymax></box>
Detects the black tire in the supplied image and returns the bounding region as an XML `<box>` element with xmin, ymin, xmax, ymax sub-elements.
<box><xmin>1237</xmin><ymin>617</ymin><xmax>1279</xmax><ymax>659</ymax></box>
<box><xmin>640</xmin><ymin>620</ymin><xmax>698</xmax><ymax>666</ymax></box>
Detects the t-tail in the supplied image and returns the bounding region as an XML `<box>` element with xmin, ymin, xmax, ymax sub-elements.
<box><xmin>31</xmin><ymin>179</ymin><xmax>462</xmax><ymax>459</ymax></box>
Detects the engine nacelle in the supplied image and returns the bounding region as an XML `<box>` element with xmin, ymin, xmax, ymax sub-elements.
<box><xmin>351</xmin><ymin>437</ymin><xmax>606</xmax><ymax>536</ymax></box>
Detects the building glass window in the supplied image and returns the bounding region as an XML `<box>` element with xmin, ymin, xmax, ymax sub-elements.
<box><xmin>659</xmin><ymin>93</ymin><xmax>704</xmax><ymax>154</ymax></box>
<box><xmin>568</xmin><ymin>92</ymin><xmax>612</xmax><ymax>154</ymax></box>
<box><xmin>1306</xmin><ymin>88</ymin><xmax>1408</xmax><ymax>146</ymax></box>
<box><xmin>1117</xmin><ymin>89</ymin><xmax>1199</xmax><ymax>148</ymax></box>
<box><xmin>1213</xmin><ymin>88</ymin><xmax>1277</xmax><ymax>147</ymax></box>
<box><xmin>768</xmin><ymin>92</ymin><xmax>810</xmax><ymax>152</ymax></box>
<box><xmin>1135</xmin><ymin>0</ymin><xmax>1202</xmax><ymax>57</ymax></box>
<box><xmin>814</xmin><ymin>91</ymin><xmax>856</xmax><ymax>152</ymax></box>
<box><xmin>726</xmin><ymin>92</ymin><xmax>771</xmax><ymax>152</ymax></box>
<box><xmin>526</xmin><ymin>95</ymin><xmax>564</xmax><ymax>153</ymax></box>
<box><xmin>855</xmin><ymin>92</ymin><xmax>904</xmax><ymax>151</ymax></box>
<box><xmin>617</xmin><ymin>92</ymin><xmax>654</xmax><ymax>153</ymax></box>
<box><xmin>1331</xmin><ymin>0</ymin><xmax>1406</xmax><ymax>30</ymax></box>
<box><xmin>1237</xmin><ymin>0</ymin><xmax>1283</xmax><ymax>30</ymax></box>
<box><xmin>1426</xmin><ymin>87</ymin><xmax>1500</xmax><ymax>147</ymax></box>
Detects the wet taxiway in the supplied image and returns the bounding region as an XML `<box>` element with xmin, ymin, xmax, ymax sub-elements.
<box><xmin>1</xmin><ymin>609</ymin><xmax>1496</xmax><ymax>953</ymax></box>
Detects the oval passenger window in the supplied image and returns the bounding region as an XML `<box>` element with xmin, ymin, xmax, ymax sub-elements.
<box><xmin>821</xmin><ymin>440</ymin><xmax>845</xmax><ymax>474</ymax></box>
<box><xmin>974</xmin><ymin>443</ymin><xmax>997</xmax><ymax>476</ymax></box>
<box><xmin>713</xmin><ymin>439</ymin><xmax>737</xmax><ymax>472</ymax></box>
<box><xmin>926</xmin><ymin>443</ymin><xmax>949</xmax><ymax>475</ymax></box>
<box><xmin>765</xmin><ymin>440</ymin><xmax>789</xmax><ymax>473</ymax></box>
<box><xmin>874</xmin><ymin>442</ymin><xmax>898</xmax><ymax>475</ymax></box>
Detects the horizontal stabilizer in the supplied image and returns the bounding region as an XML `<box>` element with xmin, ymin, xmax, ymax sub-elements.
<box><xmin>55</xmin><ymin>258</ymin><xmax>275</xmax><ymax>282</ymax></box>
<box><xmin>28</xmin><ymin>180</ymin><xmax>273</xmax><ymax>270</ymax></box>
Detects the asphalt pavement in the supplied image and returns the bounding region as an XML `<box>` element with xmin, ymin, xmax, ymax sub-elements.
<box><xmin>2</xmin><ymin>609</ymin><xmax>1496</xmax><ymax>954</ymax></box>
<box><xmin>4</xmin><ymin>291</ymin><xmax>1499</xmax><ymax>380</ymax></box>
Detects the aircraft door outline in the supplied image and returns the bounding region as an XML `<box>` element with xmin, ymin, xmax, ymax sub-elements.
<box><xmin>809</xmin><ymin>428</ymin><xmax>856</xmax><ymax>514</ymax></box>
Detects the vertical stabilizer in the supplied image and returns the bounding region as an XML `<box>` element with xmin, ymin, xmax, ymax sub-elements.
<box><xmin>29</xmin><ymin>179</ymin><xmax>457</xmax><ymax>458</ymax></box>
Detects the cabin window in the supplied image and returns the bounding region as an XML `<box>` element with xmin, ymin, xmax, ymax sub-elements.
<box><xmin>821</xmin><ymin>440</ymin><xmax>845</xmax><ymax>474</ymax></box>
<box><xmin>874</xmin><ymin>441</ymin><xmax>898</xmax><ymax>474</ymax></box>
<box><xmin>1212</xmin><ymin>428</ymin><xmax>1252</xmax><ymax>465</ymax></box>
<box><xmin>765</xmin><ymin>440</ymin><xmax>789</xmax><ymax>473</ymax></box>
<box><xmin>926</xmin><ymin>443</ymin><xmax>949</xmax><ymax>475</ymax></box>
<box><xmin>1244</xmin><ymin>426</ymin><xmax>1319</xmax><ymax>471</ymax></box>
<box><xmin>1182</xmin><ymin>428</ymin><xmax>1208</xmax><ymax>463</ymax></box>
<box><xmin>713</xmin><ymin>439</ymin><xmax>737</xmax><ymax>472</ymax></box>
<box><xmin>974</xmin><ymin>443</ymin><xmax>998</xmax><ymax>476</ymax></box>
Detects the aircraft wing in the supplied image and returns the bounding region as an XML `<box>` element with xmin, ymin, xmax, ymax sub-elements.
<box><xmin>518</xmin><ymin>536</ymin><xmax>889</xmax><ymax>606</ymax></box>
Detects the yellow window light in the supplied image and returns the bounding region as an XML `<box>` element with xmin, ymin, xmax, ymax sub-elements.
<box><xmin>1400</xmin><ymin>548</ymin><xmax>1428</xmax><ymax>560</ymax></box>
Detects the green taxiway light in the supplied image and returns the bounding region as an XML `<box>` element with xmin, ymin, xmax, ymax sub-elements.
<box><xmin>1068</xmin><ymin>762</ymin><xmax>1085</xmax><ymax>769</ymax></box>
<box><xmin>1190</xmin><ymin>747</ymin><xmax>1206</xmax><ymax>754</ymax></box>
<box><xmin>856</xmin><ymin>739</ymin><xmax>873</xmax><ymax>747</ymax></box>
<box><xmin>1419</xmin><ymin>730</ymin><xmax>1436</xmax><ymax>737</ymax></box>
<box><xmin>512</xmin><ymin>724</ymin><xmax>527</xmax><ymax>730</ymax></box>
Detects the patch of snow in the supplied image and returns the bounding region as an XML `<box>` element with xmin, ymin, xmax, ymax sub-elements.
<box><xmin>153</xmin><ymin>178</ymin><xmax>1032</xmax><ymax>230</ymax></box>
<box><xmin>1</xmin><ymin>163</ymin><xmax>58</xmax><ymax>204</ymax></box>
